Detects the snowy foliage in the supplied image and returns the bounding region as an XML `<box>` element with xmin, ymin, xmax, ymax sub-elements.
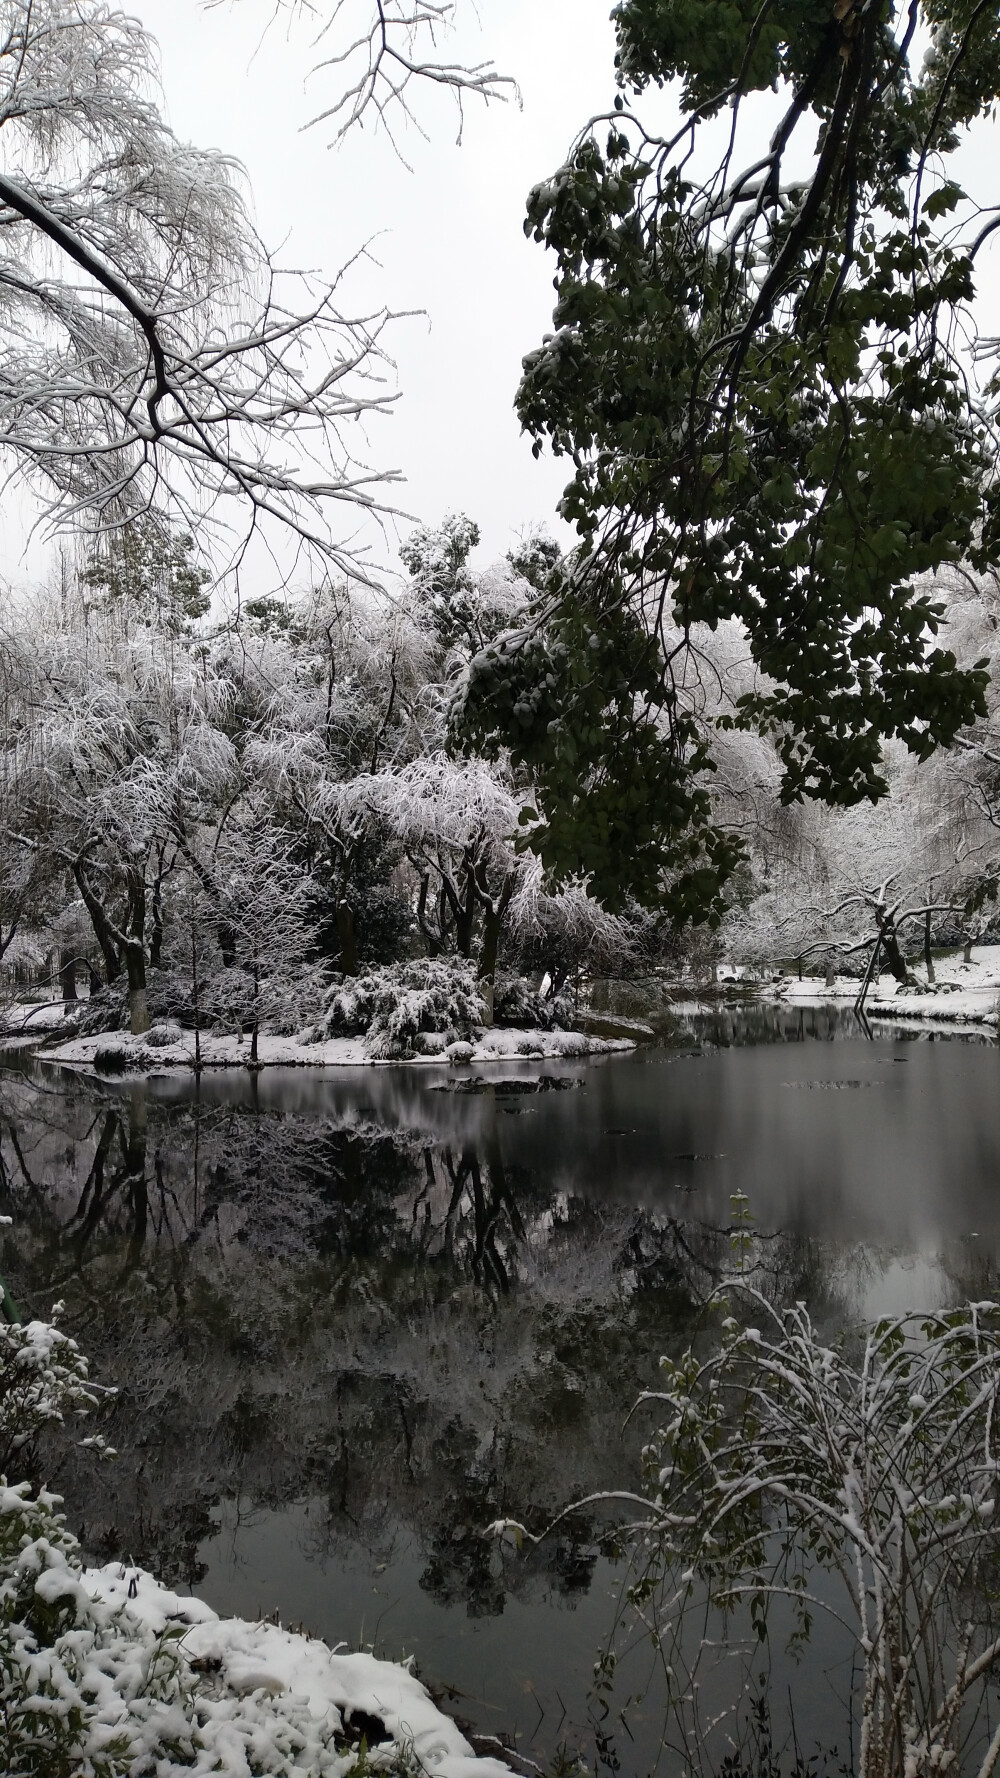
<box><xmin>0</xmin><ymin>1481</ymin><xmax>438</xmax><ymax>1776</ymax></box>
<box><xmin>491</xmin><ymin>975</ymin><xmax>572</xmax><ymax>1032</ymax></box>
<box><xmin>506</xmin><ymin>862</ymin><xmax>642</xmax><ymax>993</ymax></box>
<box><xmin>311</xmin><ymin>957</ymin><xmax>485</xmax><ymax>1057</ymax></box>
<box><xmin>554</xmin><ymin>1290</ymin><xmax>1000</xmax><ymax>1778</ymax></box>
<box><xmin>0</xmin><ymin>1309</ymin><xmax>102</xmax><ymax>1477</ymax></box>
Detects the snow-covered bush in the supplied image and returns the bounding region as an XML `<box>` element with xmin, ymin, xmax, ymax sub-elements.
<box><xmin>91</xmin><ymin>1041</ymin><xmax>140</xmax><ymax>1074</ymax></box>
<box><xmin>492</xmin><ymin>974</ymin><xmax>572</xmax><ymax>1031</ymax></box>
<box><xmin>311</xmin><ymin>959</ymin><xmax>486</xmax><ymax>1058</ymax></box>
<box><xmin>525</xmin><ymin>1290</ymin><xmax>1000</xmax><ymax>1778</ymax></box>
<box><xmin>0</xmin><ymin>1484</ymin><xmax>429</xmax><ymax>1776</ymax></box>
<box><xmin>0</xmin><ymin>1310</ymin><xmax>103</xmax><ymax>1478</ymax></box>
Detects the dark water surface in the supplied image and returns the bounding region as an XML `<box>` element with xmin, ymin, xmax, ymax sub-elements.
<box><xmin>2</xmin><ymin>1004</ymin><xmax>999</xmax><ymax>1773</ymax></box>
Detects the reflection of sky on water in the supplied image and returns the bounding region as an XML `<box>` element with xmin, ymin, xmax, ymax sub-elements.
<box><xmin>853</xmin><ymin>1253</ymin><xmax>955</xmax><ymax>1322</ymax></box>
<box><xmin>144</xmin><ymin>1020</ymin><xmax>1000</xmax><ymax>1310</ymax></box>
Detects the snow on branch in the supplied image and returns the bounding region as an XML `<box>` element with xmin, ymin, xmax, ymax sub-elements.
<box><xmin>0</xmin><ymin>0</ymin><xmax>405</xmax><ymax>575</ymax></box>
<box><xmin>500</xmin><ymin>1288</ymin><xmax>1000</xmax><ymax>1778</ymax></box>
<box><xmin>268</xmin><ymin>0</ymin><xmax>518</xmax><ymax>151</ymax></box>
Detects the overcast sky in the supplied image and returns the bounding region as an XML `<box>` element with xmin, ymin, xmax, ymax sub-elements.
<box><xmin>126</xmin><ymin>0</ymin><xmax>621</xmax><ymax>583</ymax></box>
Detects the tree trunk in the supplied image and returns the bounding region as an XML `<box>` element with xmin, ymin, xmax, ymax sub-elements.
<box><xmin>414</xmin><ymin>873</ymin><xmax>442</xmax><ymax>956</ymax></box>
<box><xmin>453</xmin><ymin>874</ymin><xmax>476</xmax><ymax>960</ymax></box>
<box><xmin>335</xmin><ymin>899</ymin><xmax>359</xmax><ymax>975</ymax></box>
<box><xmin>854</xmin><ymin>938</ymin><xmax>882</xmax><ymax>1018</ymax></box>
<box><xmin>191</xmin><ymin>913</ymin><xmax>202</xmax><ymax>1074</ymax></box>
<box><xmin>879</xmin><ymin>921</ymin><xmax>909</xmax><ymax>985</ymax></box>
<box><xmin>924</xmin><ymin>910</ymin><xmax>935</xmax><ymax>984</ymax></box>
<box><xmin>73</xmin><ymin>861</ymin><xmax>121</xmax><ymax>984</ymax></box>
<box><xmin>125</xmin><ymin>870</ymin><xmax>149</xmax><ymax>1034</ymax></box>
<box><xmin>125</xmin><ymin>944</ymin><xmax>150</xmax><ymax>1035</ymax></box>
<box><xmin>964</xmin><ymin>936</ymin><xmax>974</xmax><ymax>965</ymax></box>
<box><xmin>58</xmin><ymin>949</ymin><xmax>78</xmax><ymax>1001</ymax></box>
<box><xmin>476</xmin><ymin>877</ymin><xmax>515</xmax><ymax>1028</ymax></box>
<box><xmin>478</xmin><ymin>911</ymin><xmax>501</xmax><ymax>1026</ymax></box>
<box><xmin>250</xmin><ymin>962</ymin><xmax>260</xmax><ymax>1065</ymax></box>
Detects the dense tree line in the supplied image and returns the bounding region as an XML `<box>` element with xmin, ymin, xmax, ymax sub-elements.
<box><xmin>0</xmin><ymin>520</ymin><xmax>650</xmax><ymax>1036</ymax></box>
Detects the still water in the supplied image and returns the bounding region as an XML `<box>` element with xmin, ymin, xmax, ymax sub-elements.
<box><xmin>1</xmin><ymin>1005</ymin><xmax>999</xmax><ymax>1772</ymax></box>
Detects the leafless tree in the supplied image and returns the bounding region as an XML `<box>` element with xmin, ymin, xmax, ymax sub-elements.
<box><xmin>0</xmin><ymin>0</ymin><xmax>405</xmax><ymax>575</ymax></box>
<box><xmin>241</xmin><ymin>0</ymin><xmax>517</xmax><ymax>152</ymax></box>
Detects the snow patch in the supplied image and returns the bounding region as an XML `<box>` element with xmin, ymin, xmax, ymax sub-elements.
<box><xmin>83</xmin><ymin>1566</ymin><xmax>516</xmax><ymax>1775</ymax></box>
<box><xmin>760</xmin><ymin>946</ymin><xmax>1000</xmax><ymax>1030</ymax></box>
<box><xmin>37</xmin><ymin>1024</ymin><xmax>634</xmax><ymax>1076</ymax></box>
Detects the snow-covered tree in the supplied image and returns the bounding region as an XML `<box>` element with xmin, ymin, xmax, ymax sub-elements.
<box><xmin>505</xmin><ymin>859</ymin><xmax>641</xmax><ymax>998</ymax></box>
<box><xmin>198</xmin><ymin>823</ymin><xmax>321</xmax><ymax>1062</ymax></box>
<box><xmin>0</xmin><ymin>0</ymin><xmax>399</xmax><ymax>570</ymax></box>
<box><xmin>0</xmin><ymin>560</ymin><xmax>243</xmax><ymax>1032</ymax></box>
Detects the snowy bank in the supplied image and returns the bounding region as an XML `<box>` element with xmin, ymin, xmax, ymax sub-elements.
<box><xmin>79</xmin><ymin>1564</ymin><xmax>517</xmax><ymax>1777</ymax></box>
<box><xmin>33</xmin><ymin>1023</ymin><xmax>635</xmax><ymax>1076</ymax></box>
<box><xmin>761</xmin><ymin>944</ymin><xmax>1000</xmax><ymax>1030</ymax></box>
<box><xmin>0</xmin><ymin>1495</ymin><xmax>518</xmax><ymax>1777</ymax></box>
<box><xmin>0</xmin><ymin>1307</ymin><xmax>519</xmax><ymax>1777</ymax></box>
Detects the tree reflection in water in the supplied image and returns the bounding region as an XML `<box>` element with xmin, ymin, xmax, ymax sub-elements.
<box><xmin>0</xmin><ymin>1058</ymin><xmax>844</xmax><ymax>1620</ymax></box>
<box><xmin>5</xmin><ymin>1041</ymin><xmax>993</xmax><ymax>1771</ymax></box>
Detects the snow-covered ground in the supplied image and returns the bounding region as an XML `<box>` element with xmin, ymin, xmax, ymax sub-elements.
<box><xmin>763</xmin><ymin>945</ymin><xmax>1000</xmax><ymax>1030</ymax></box>
<box><xmin>82</xmin><ymin>1566</ymin><xmax>518</xmax><ymax>1775</ymax></box>
<box><xmin>32</xmin><ymin>1021</ymin><xmax>634</xmax><ymax>1075</ymax></box>
<box><xmin>0</xmin><ymin>998</ymin><xmax>79</xmax><ymax>1043</ymax></box>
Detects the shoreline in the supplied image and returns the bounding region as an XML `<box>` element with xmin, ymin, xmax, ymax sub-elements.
<box><xmin>17</xmin><ymin>1021</ymin><xmax>641</xmax><ymax>1079</ymax></box>
<box><xmin>756</xmin><ymin>952</ymin><xmax>1000</xmax><ymax>1033</ymax></box>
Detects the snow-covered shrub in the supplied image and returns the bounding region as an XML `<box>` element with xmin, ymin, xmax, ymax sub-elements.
<box><xmin>0</xmin><ymin>1310</ymin><xmax>102</xmax><ymax>1478</ymax></box>
<box><xmin>144</xmin><ymin>1021</ymin><xmax>183</xmax><ymax>1049</ymax></box>
<box><xmin>492</xmin><ymin>975</ymin><xmax>572</xmax><ymax>1031</ymax></box>
<box><xmin>311</xmin><ymin>959</ymin><xmax>485</xmax><ymax>1058</ymax></box>
<box><xmin>91</xmin><ymin>1041</ymin><xmax>138</xmax><ymax>1075</ymax></box>
<box><xmin>73</xmin><ymin>980</ymin><xmax>128</xmax><ymax>1036</ymax></box>
<box><xmin>533</xmin><ymin>1290</ymin><xmax>1000</xmax><ymax>1778</ymax></box>
<box><xmin>0</xmin><ymin>1485</ymin><xmax>424</xmax><ymax>1777</ymax></box>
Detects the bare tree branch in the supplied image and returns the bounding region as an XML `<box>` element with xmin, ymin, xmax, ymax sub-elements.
<box><xmin>0</xmin><ymin>0</ymin><xmax>409</xmax><ymax>577</ymax></box>
<box><xmin>219</xmin><ymin>0</ymin><xmax>519</xmax><ymax>153</ymax></box>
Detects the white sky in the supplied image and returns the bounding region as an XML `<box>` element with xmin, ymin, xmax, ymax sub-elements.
<box><xmin>128</xmin><ymin>0</ymin><xmax>621</xmax><ymax>584</ymax></box>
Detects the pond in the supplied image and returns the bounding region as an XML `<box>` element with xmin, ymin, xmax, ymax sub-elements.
<box><xmin>1</xmin><ymin>1004</ymin><xmax>999</xmax><ymax>1774</ymax></box>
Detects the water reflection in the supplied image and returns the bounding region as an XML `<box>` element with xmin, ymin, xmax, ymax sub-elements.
<box><xmin>0</xmin><ymin>1012</ymin><xmax>997</xmax><ymax>1770</ymax></box>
